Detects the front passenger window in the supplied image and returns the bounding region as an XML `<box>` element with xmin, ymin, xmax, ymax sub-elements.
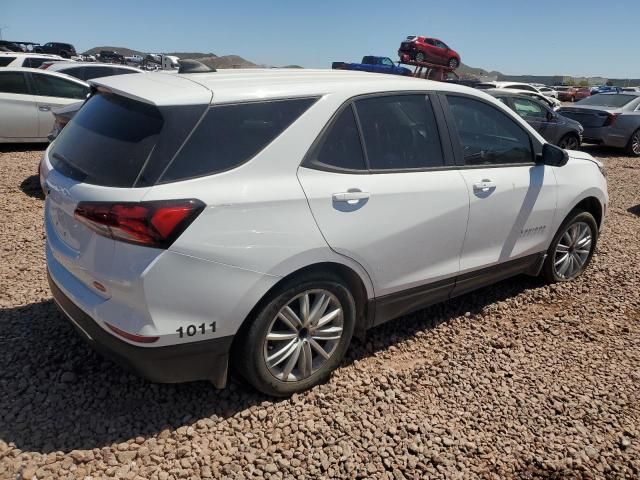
<box><xmin>447</xmin><ymin>95</ymin><xmax>533</xmax><ymax>166</ymax></box>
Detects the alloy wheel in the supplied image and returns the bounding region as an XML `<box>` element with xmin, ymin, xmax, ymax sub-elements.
<box><xmin>553</xmin><ymin>221</ymin><xmax>592</xmax><ymax>280</ymax></box>
<box><xmin>263</xmin><ymin>289</ymin><xmax>344</xmax><ymax>382</ymax></box>
<box><xmin>632</xmin><ymin>131</ymin><xmax>640</xmax><ymax>155</ymax></box>
<box><xmin>559</xmin><ymin>136</ymin><xmax>579</xmax><ymax>150</ymax></box>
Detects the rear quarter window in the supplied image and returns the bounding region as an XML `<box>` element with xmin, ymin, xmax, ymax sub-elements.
<box><xmin>160</xmin><ymin>97</ymin><xmax>317</xmax><ymax>182</ymax></box>
<box><xmin>0</xmin><ymin>57</ymin><xmax>16</xmax><ymax>67</ymax></box>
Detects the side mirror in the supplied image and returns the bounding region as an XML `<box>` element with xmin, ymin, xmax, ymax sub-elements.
<box><xmin>538</xmin><ymin>143</ymin><xmax>569</xmax><ymax>167</ymax></box>
<box><xmin>546</xmin><ymin>111</ymin><xmax>557</xmax><ymax>122</ymax></box>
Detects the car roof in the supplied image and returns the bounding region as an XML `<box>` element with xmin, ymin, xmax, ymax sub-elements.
<box><xmin>0</xmin><ymin>67</ymin><xmax>89</xmax><ymax>84</ymax></box>
<box><xmin>89</xmin><ymin>68</ymin><xmax>480</xmax><ymax>106</ymax></box>
<box><xmin>0</xmin><ymin>52</ymin><xmax>64</xmax><ymax>58</ymax></box>
<box><xmin>46</xmin><ymin>61</ymin><xmax>140</xmax><ymax>71</ymax></box>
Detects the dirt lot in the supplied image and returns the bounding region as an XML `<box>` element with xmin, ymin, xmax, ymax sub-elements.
<box><xmin>0</xmin><ymin>146</ymin><xmax>639</xmax><ymax>480</ymax></box>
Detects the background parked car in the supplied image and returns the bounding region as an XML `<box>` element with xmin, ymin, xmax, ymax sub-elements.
<box><xmin>477</xmin><ymin>82</ymin><xmax>561</xmax><ymax>110</ymax></box>
<box><xmin>35</xmin><ymin>42</ymin><xmax>77</xmax><ymax>58</ymax></box>
<box><xmin>556</xmin><ymin>86</ymin><xmax>579</xmax><ymax>102</ymax></box>
<box><xmin>98</xmin><ymin>50</ymin><xmax>125</xmax><ymax>64</ymax></box>
<box><xmin>40</xmin><ymin>62</ymin><xmax>141</xmax><ymax>81</ymax></box>
<box><xmin>0</xmin><ymin>68</ymin><xmax>89</xmax><ymax>143</ymax></box>
<box><xmin>0</xmin><ymin>53</ymin><xmax>66</xmax><ymax>68</ymax></box>
<box><xmin>398</xmin><ymin>35</ymin><xmax>461</xmax><ymax>68</ymax></box>
<box><xmin>574</xmin><ymin>87</ymin><xmax>592</xmax><ymax>101</ymax></box>
<box><xmin>558</xmin><ymin>93</ymin><xmax>640</xmax><ymax>156</ymax></box>
<box><xmin>538</xmin><ymin>86</ymin><xmax>559</xmax><ymax>98</ymax></box>
<box><xmin>486</xmin><ymin>89</ymin><xmax>583</xmax><ymax>149</ymax></box>
<box><xmin>590</xmin><ymin>85</ymin><xmax>622</xmax><ymax>95</ymax></box>
<box><xmin>332</xmin><ymin>56</ymin><xmax>411</xmax><ymax>76</ymax></box>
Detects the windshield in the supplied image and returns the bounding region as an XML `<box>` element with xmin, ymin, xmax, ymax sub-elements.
<box><xmin>577</xmin><ymin>94</ymin><xmax>636</xmax><ymax>108</ymax></box>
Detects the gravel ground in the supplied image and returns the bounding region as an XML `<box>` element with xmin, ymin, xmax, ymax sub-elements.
<box><xmin>0</xmin><ymin>145</ymin><xmax>639</xmax><ymax>480</ymax></box>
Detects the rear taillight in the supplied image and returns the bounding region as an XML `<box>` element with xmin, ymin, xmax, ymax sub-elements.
<box><xmin>74</xmin><ymin>199</ymin><xmax>205</xmax><ymax>248</ymax></box>
<box><xmin>40</xmin><ymin>62</ymin><xmax>54</xmax><ymax>69</ymax></box>
<box><xmin>603</xmin><ymin>113</ymin><xmax>619</xmax><ymax>127</ymax></box>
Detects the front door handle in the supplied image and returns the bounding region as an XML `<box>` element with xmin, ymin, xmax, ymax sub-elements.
<box><xmin>38</xmin><ymin>105</ymin><xmax>51</xmax><ymax>112</ymax></box>
<box><xmin>332</xmin><ymin>191</ymin><xmax>370</xmax><ymax>203</ymax></box>
<box><xmin>472</xmin><ymin>179</ymin><xmax>496</xmax><ymax>192</ymax></box>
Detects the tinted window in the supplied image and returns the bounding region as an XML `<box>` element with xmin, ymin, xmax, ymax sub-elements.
<box><xmin>355</xmin><ymin>95</ymin><xmax>444</xmax><ymax>170</ymax></box>
<box><xmin>83</xmin><ymin>66</ymin><xmax>116</xmax><ymax>80</ymax></box>
<box><xmin>512</xmin><ymin>98</ymin><xmax>547</xmax><ymax>120</ymax></box>
<box><xmin>0</xmin><ymin>72</ymin><xmax>28</xmax><ymax>94</ymax></box>
<box><xmin>110</xmin><ymin>67</ymin><xmax>138</xmax><ymax>77</ymax></box>
<box><xmin>447</xmin><ymin>95</ymin><xmax>533</xmax><ymax>166</ymax></box>
<box><xmin>0</xmin><ymin>56</ymin><xmax>16</xmax><ymax>67</ymax></box>
<box><xmin>161</xmin><ymin>98</ymin><xmax>317</xmax><ymax>182</ymax></box>
<box><xmin>577</xmin><ymin>94</ymin><xmax>636</xmax><ymax>108</ymax></box>
<box><xmin>23</xmin><ymin>57</ymin><xmax>52</xmax><ymax>68</ymax></box>
<box><xmin>32</xmin><ymin>74</ymin><xmax>88</xmax><ymax>99</ymax></box>
<box><xmin>60</xmin><ymin>66</ymin><xmax>86</xmax><ymax>80</ymax></box>
<box><xmin>307</xmin><ymin>106</ymin><xmax>366</xmax><ymax>171</ymax></box>
<box><xmin>50</xmin><ymin>93</ymin><xmax>163</xmax><ymax>187</ymax></box>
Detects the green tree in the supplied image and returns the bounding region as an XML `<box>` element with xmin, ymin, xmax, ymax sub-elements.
<box><xmin>579</xmin><ymin>80</ymin><xmax>589</xmax><ymax>87</ymax></box>
<box><xmin>605</xmin><ymin>80</ymin><xmax>613</xmax><ymax>86</ymax></box>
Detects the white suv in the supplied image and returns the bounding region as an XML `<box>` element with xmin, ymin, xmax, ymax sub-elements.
<box><xmin>42</xmin><ymin>70</ymin><xmax>608</xmax><ymax>396</ymax></box>
<box><xmin>0</xmin><ymin>52</ymin><xmax>66</xmax><ymax>68</ymax></box>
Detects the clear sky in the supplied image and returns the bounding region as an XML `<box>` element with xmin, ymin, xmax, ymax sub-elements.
<box><xmin>3</xmin><ymin>0</ymin><xmax>639</xmax><ymax>78</ymax></box>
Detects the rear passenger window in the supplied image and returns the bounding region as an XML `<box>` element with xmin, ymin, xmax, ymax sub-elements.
<box><xmin>355</xmin><ymin>95</ymin><xmax>444</xmax><ymax>170</ymax></box>
<box><xmin>23</xmin><ymin>57</ymin><xmax>49</xmax><ymax>68</ymax></box>
<box><xmin>32</xmin><ymin>74</ymin><xmax>88</xmax><ymax>99</ymax></box>
<box><xmin>306</xmin><ymin>106</ymin><xmax>366</xmax><ymax>171</ymax></box>
<box><xmin>0</xmin><ymin>72</ymin><xmax>28</xmax><ymax>94</ymax></box>
<box><xmin>161</xmin><ymin>98</ymin><xmax>317</xmax><ymax>182</ymax></box>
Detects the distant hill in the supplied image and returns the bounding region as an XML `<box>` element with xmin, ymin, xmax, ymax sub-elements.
<box><xmin>83</xmin><ymin>47</ymin><xmax>257</xmax><ymax>68</ymax></box>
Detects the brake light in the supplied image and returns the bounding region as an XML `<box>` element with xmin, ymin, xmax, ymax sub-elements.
<box><xmin>603</xmin><ymin>113</ymin><xmax>619</xmax><ymax>127</ymax></box>
<box><xmin>74</xmin><ymin>199</ymin><xmax>205</xmax><ymax>248</ymax></box>
<box><xmin>40</xmin><ymin>62</ymin><xmax>54</xmax><ymax>70</ymax></box>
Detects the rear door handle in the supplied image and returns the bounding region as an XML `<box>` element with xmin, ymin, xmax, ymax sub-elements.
<box><xmin>472</xmin><ymin>180</ymin><xmax>496</xmax><ymax>192</ymax></box>
<box><xmin>38</xmin><ymin>105</ymin><xmax>51</xmax><ymax>112</ymax></box>
<box><xmin>332</xmin><ymin>191</ymin><xmax>370</xmax><ymax>203</ymax></box>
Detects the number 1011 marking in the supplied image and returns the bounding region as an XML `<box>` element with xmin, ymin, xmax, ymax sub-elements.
<box><xmin>176</xmin><ymin>322</ymin><xmax>216</xmax><ymax>338</ymax></box>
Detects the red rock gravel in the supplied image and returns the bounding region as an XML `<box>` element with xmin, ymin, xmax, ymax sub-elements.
<box><xmin>0</xmin><ymin>145</ymin><xmax>638</xmax><ymax>479</ymax></box>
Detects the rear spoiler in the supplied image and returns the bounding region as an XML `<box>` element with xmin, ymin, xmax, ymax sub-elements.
<box><xmin>90</xmin><ymin>72</ymin><xmax>213</xmax><ymax>107</ymax></box>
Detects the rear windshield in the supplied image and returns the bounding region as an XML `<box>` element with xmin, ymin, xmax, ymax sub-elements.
<box><xmin>50</xmin><ymin>93</ymin><xmax>163</xmax><ymax>187</ymax></box>
<box><xmin>160</xmin><ymin>97</ymin><xmax>317</xmax><ymax>183</ymax></box>
<box><xmin>577</xmin><ymin>94</ymin><xmax>636</xmax><ymax>107</ymax></box>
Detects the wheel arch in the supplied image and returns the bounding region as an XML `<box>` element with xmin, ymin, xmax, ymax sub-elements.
<box><xmin>233</xmin><ymin>261</ymin><xmax>373</xmax><ymax>354</ymax></box>
<box><xmin>563</xmin><ymin>195</ymin><xmax>604</xmax><ymax>231</ymax></box>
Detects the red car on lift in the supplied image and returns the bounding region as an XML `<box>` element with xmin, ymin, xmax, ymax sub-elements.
<box><xmin>398</xmin><ymin>36</ymin><xmax>461</xmax><ymax>69</ymax></box>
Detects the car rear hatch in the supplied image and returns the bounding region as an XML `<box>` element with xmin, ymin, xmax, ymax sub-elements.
<box><xmin>45</xmin><ymin>74</ymin><xmax>212</xmax><ymax>300</ymax></box>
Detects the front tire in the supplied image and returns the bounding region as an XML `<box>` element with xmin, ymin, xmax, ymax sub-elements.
<box><xmin>414</xmin><ymin>52</ymin><xmax>426</xmax><ymax>63</ymax></box>
<box><xmin>558</xmin><ymin>133</ymin><xmax>580</xmax><ymax>150</ymax></box>
<box><xmin>542</xmin><ymin>210</ymin><xmax>598</xmax><ymax>283</ymax></box>
<box><xmin>626</xmin><ymin>129</ymin><xmax>640</xmax><ymax>157</ymax></box>
<box><xmin>235</xmin><ymin>274</ymin><xmax>356</xmax><ymax>396</ymax></box>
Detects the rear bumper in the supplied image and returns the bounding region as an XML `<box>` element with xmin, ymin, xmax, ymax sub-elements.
<box><xmin>582</xmin><ymin>127</ymin><xmax>629</xmax><ymax>148</ymax></box>
<box><xmin>48</xmin><ymin>271</ymin><xmax>233</xmax><ymax>387</ymax></box>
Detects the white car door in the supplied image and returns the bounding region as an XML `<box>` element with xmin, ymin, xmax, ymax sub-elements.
<box><xmin>298</xmin><ymin>94</ymin><xmax>470</xmax><ymax>324</ymax></box>
<box><xmin>441</xmin><ymin>94</ymin><xmax>557</xmax><ymax>295</ymax></box>
<box><xmin>0</xmin><ymin>71</ymin><xmax>39</xmax><ymax>139</ymax></box>
<box><xmin>29</xmin><ymin>72</ymin><xmax>88</xmax><ymax>137</ymax></box>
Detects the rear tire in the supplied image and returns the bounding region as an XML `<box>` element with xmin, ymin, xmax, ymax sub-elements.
<box><xmin>558</xmin><ymin>133</ymin><xmax>580</xmax><ymax>150</ymax></box>
<box><xmin>542</xmin><ymin>210</ymin><xmax>598</xmax><ymax>283</ymax></box>
<box><xmin>448</xmin><ymin>57</ymin><xmax>459</xmax><ymax>69</ymax></box>
<box><xmin>626</xmin><ymin>129</ymin><xmax>640</xmax><ymax>157</ymax></box>
<box><xmin>60</xmin><ymin>50</ymin><xmax>70</xmax><ymax>59</ymax></box>
<box><xmin>234</xmin><ymin>273</ymin><xmax>356</xmax><ymax>397</ymax></box>
<box><xmin>414</xmin><ymin>52</ymin><xmax>426</xmax><ymax>63</ymax></box>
